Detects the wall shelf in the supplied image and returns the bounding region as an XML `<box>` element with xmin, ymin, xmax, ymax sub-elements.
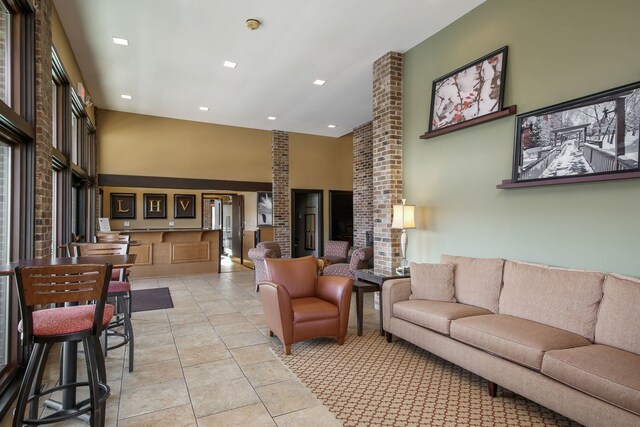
<box><xmin>420</xmin><ymin>105</ymin><xmax>517</xmax><ymax>140</ymax></box>
<box><xmin>497</xmin><ymin>171</ymin><xmax>640</xmax><ymax>189</ymax></box>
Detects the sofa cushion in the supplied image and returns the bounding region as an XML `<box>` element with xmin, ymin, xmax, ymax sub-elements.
<box><xmin>542</xmin><ymin>344</ymin><xmax>640</xmax><ymax>416</ymax></box>
<box><xmin>499</xmin><ymin>261</ymin><xmax>604</xmax><ymax>341</ymax></box>
<box><xmin>595</xmin><ymin>274</ymin><xmax>640</xmax><ymax>355</ymax></box>
<box><xmin>450</xmin><ymin>314</ymin><xmax>591</xmax><ymax>370</ymax></box>
<box><xmin>408</xmin><ymin>262</ymin><xmax>456</xmax><ymax>302</ymax></box>
<box><xmin>393</xmin><ymin>300</ymin><xmax>491</xmax><ymax>335</ymax></box>
<box><xmin>440</xmin><ymin>255</ymin><xmax>504</xmax><ymax>313</ymax></box>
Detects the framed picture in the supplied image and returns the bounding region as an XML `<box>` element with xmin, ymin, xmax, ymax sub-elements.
<box><xmin>513</xmin><ymin>81</ymin><xmax>640</xmax><ymax>183</ymax></box>
<box><xmin>257</xmin><ymin>192</ymin><xmax>273</xmax><ymax>226</ymax></box>
<box><xmin>110</xmin><ymin>193</ymin><xmax>136</xmax><ymax>219</ymax></box>
<box><xmin>429</xmin><ymin>46</ymin><xmax>508</xmax><ymax>132</ymax></box>
<box><xmin>143</xmin><ymin>193</ymin><xmax>167</xmax><ymax>219</ymax></box>
<box><xmin>174</xmin><ymin>194</ymin><xmax>196</xmax><ymax>218</ymax></box>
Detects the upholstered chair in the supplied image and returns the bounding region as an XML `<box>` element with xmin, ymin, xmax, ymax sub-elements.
<box><xmin>248</xmin><ymin>241</ymin><xmax>282</xmax><ymax>291</ymax></box>
<box><xmin>259</xmin><ymin>256</ymin><xmax>353</xmax><ymax>355</ymax></box>
<box><xmin>324</xmin><ymin>240</ymin><xmax>350</xmax><ymax>264</ymax></box>
<box><xmin>322</xmin><ymin>247</ymin><xmax>374</xmax><ymax>280</ymax></box>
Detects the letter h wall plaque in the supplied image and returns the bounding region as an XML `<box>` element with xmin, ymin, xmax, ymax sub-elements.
<box><xmin>110</xmin><ymin>193</ymin><xmax>136</xmax><ymax>219</ymax></box>
<box><xmin>143</xmin><ymin>193</ymin><xmax>167</xmax><ymax>219</ymax></box>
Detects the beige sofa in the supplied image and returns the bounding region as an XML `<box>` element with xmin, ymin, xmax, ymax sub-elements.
<box><xmin>382</xmin><ymin>255</ymin><xmax>640</xmax><ymax>427</ymax></box>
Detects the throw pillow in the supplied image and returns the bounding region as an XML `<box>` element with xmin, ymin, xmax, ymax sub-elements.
<box><xmin>409</xmin><ymin>262</ymin><xmax>456</xmax><ymax>302</ymax></box>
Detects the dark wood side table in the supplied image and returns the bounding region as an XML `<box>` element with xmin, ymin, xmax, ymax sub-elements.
<box><xmin>354</xmin><ymin>269</ymin><xmax>410</xmax><ymax>336</ymax></box>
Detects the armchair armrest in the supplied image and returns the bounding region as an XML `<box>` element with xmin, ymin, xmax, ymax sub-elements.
<box><xmin>381</xmin><ymin>278</ymin><xmax>411</xmax><ymax>330</ymax></box>
<box><xmin>317</xmin><ymin>275</ymin><xmax>353</xmax><ymax>337</ymax></box>
<box><xmin>316</xmin><ymin>275</ymin><xmax>353</xmax><ymax>308</ymax></box>
<box><xmin>258</xmin><ymin>281</ymin><xmax>294</xmax><ymax>344</ymax></box>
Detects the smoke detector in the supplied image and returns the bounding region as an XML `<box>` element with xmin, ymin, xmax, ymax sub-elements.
<box><xmin>246</xmin><ymin>19</ymin><xmax>261</xmax><ymax>30</ymax></box>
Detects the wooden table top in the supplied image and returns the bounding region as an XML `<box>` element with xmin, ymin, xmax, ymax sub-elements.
<box><xmin>0</xmin><ymin>254</ymin><xmax>137</xmax><ymax>276</ymax></box>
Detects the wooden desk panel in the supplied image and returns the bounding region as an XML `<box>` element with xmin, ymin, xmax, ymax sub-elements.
<box><xmin>120</xmin><ymin>229</ymin><xmax>221</xmax><ymax>278</ymax></box>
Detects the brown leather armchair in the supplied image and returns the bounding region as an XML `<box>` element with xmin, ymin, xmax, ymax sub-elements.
<box><xmin>259</xmin><ymin>256</ymin><xmax>353</xmax><ymax>355</ymax></box>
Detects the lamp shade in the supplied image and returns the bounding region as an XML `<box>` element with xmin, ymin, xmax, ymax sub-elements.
<box><xmin>391</xmin><ymin>203</ymin><xmax>416</xmax><ymax>229</ymax></box>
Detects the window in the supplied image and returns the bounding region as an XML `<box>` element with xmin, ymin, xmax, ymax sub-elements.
<box><xmin>0</xmin><ymin>142</ymin><xmax>10</xmax><ymax>369</ymax></box>
<box><xmin>0</xmin><ymin>0</ymin><xmax>35</xmax><ymax>405</ymax></box>
<box><xmin>0</xmin><ymin>4</ymin><xmax>10</xmax><ymax>106</ymax></box>
<box><xmin>51</xmin><ymin>80</ymin><xmax>57</xmax><ymax>148</ymax></box>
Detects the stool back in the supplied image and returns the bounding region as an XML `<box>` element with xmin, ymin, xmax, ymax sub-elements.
<box><xmin>71</xmin><ymin>242</ymin><xmax>129</xmax><ymax>257</ymax></box>
<box><xmin>15</xmin><ymin>263</ymin><xmax>113</xmax><ymax>341</ymax></box>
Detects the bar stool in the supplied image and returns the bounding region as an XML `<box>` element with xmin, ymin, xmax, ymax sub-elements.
<box><xmin>13</xmin><ymin>263</ymin><xmax>114</xmax><ymax>427</ymax></box>
<box><xmin>71</xmin><ymin>243</ymin><xmax>135</xmax><ymax>372</ymax></box>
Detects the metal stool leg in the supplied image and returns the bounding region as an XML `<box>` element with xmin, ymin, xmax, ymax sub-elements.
<box><xmin>119</xmin><ymin>294</ymin><xmax>135</xmax><ymax>372</ymax></box>
<box><xmin>13</xmin><ymin>343</ymin><xmax>45</xmax><ymax>427</ymax></box>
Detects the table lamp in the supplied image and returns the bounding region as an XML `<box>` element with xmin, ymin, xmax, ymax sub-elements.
<box><xmin>391</xmin><ymin>199</ymin><xmax>416</xmax><ymax>274</ymax></box>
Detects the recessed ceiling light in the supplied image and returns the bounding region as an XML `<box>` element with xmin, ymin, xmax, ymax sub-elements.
<box><xmin>112</xmin><ymin>37</ymin><xmax>129</xmax><ymax>46</ymax></box>
<box><xmin>313</xmin><ymin>79</ymin><xmax>326</xmax><ymax>86</ymax></box>
<box><xmin>223</xmin><ymin>61</ymin><xmax>237</xmax><ymax>69</ymax></box>
<box><xmin>120</xmin><ymin>94</ymin><xmax>132</xmax><ymax>100</ymax></box>
<box><xmin>267</xmin><ymin>116</ymin><xmax>277</xmax><ymax>120</ymax></box>
<box><xmin>199</xmin><ymin>106</ymin><xmax>209</xmax><ymax>111</ymax></box>
<box><xmin>328</xmin><ymin>124</ymin><xmax>336</xmax><ymax>128</ymax></box>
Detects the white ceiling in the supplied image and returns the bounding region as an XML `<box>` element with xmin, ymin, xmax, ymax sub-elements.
<box><xmin>54</xmin><ymin>0</ymin><xmax>484</xmax><ymax>137</ymax></box>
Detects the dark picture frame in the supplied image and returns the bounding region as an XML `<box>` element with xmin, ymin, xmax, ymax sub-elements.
<box><xmin>110</xmin><ymin>193</ymin><xmax>136</xmax><ymax>219</ymax></box>
<box><xmin>143</xmin><ymin>193</ymin><xmax>167</xmax><ymax>219</ymax></box>
<box><xmin>512</xmin><ymin>81</ymin><xmax>640</xmax><ymax>184</ymax></box>
<box><xmin>428</xmin><ymin>46</ymin><xmax>509</xmax><ymax>133</ymax></box>
<box><xmin>257</xmin><ymin>192</ymin><xmax>273</xmax><ymax>226</ymax></box>
<box><xmin>174</xmin><ymin>194</ymin><xmax>196</xmax><ymax>218</ymax></box>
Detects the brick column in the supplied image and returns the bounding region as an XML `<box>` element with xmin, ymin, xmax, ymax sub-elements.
<box><xmin>372</xmin><ymin>52</ymin><xmax>403</xmax><ymax>272</ymax></box>
<box><xmin>353</xmin><ymin>121</ymin><xmax>373</xmax><ymax>249</ymax></box>
<box><xmin>34</xmin><ymin>0</ymin><xmax>53</xmax><ymax>259</ymax></box>
<box><xmin>272</xmin><ymin>130</ymin><xmax>291</xmax><ymax>258</ymax></box>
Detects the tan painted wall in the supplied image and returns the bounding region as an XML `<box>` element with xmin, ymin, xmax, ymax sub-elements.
<box><xmin>290</xmin><ymin>132</ymin><xmax>353</xmax><ymax>245</ymax></box>
<box><xmin>98</xmin><ymin>110</ymin><xmax>272</xmax><ymax>181</ymax></box>
<box><xmin>98</xmin><ymin>111</ymin><xmax>354</xmax><ymax>245</ymax></box>
<box><xmin>51</xmin><ymin>7</ymin><xmax>95</xmax><ymax>123</ymax></box>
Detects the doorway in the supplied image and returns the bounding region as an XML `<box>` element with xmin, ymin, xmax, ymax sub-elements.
<box><xmin>329</xmin><ymin>190</ymin><xmax>353</xmax><ymax>247</ymax></box>
<box><xmin>291</xmin><ymin>189</ymin><xmax>323</xmax><ymax>258</ymax></box>
<box><xmin>202</xmin><ymin>194</ymin><xmax>245</xmax><ymax>265</ymax></box>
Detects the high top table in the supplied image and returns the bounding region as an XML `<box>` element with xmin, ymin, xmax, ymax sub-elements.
<box><xmin>0</xmin><ymin>254</ymin><xmax>136</xmax><ymax>421</ymax></box>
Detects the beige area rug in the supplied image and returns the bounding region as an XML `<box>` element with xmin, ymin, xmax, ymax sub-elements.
<box><xmin>274</xmin><ymin>331</ymin><xmax>581</xmax><ymax>427</ymax></box>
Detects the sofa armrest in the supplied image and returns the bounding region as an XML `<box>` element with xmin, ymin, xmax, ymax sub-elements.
<box><xmin>382</xmin><ymin>278</ymin><xmax>412</xmax><ymax>331</ymax></box>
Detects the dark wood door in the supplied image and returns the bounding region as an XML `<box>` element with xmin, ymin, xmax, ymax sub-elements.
<box><xmin>231</xmin><ymin>195</ymin><xmax>244</xmax><ymax>263</ymax></box>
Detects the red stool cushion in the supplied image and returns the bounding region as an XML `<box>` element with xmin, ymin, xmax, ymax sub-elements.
<box><xmin>108</xmin><ymin>281</ymin><xmax>131</xmax><ymax>294</ymax></box>
<box><xmin>19</xmin><ymin>304</ymin><xmax>115</xmax><ymax>336</ymax></box>
<box><xmin>111</xmin><ymin>268</ymin><xmax>130</xmax><ymax>281</ymax></box>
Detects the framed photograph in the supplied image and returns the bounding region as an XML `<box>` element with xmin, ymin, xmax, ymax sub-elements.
<box><xmin>257</xmin><ymin>192</ymin><xmax>273</xmax><ymax>226</ymax></box>
<box><xmin>513</xmin><ymin>81</ymin><xmax>640</xmax><ymax>183</ymax></box>
<box><xmin>174</xmin><ymin>194</ymin><xmax>196</xmax><ymax>218</ymax></box>
<box><xmin>110</xmin><ymin>193</ymin><xmax>136</xmax><ymax>219</ymax></box>
<box><xmin>429</xmin><ymin>46</ymin><xmax>508</xmax><ymax>132</ymax></box>
<box><xmin>143</xmin><ymin>193</ymin><xmax>167</xmax><ymax>219</ymax></box>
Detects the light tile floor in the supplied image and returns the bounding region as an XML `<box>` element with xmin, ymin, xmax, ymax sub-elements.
<box><xmin>2</xmin><ymin>261</ymin><xmax>381</xmax><ymax>426</ymax></box>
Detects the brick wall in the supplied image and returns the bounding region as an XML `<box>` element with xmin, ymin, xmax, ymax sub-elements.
<box><xmin>353</xmin><ymin>121</ymin><xmax>373</xmax><ymax>249</ymax></box>
<box><xmin>34</xmin><ymin>0</ymin><xmax>53</xmax><ymax>259</ymax></box>
<box><xmin>272</xmin><ymin>130</ymin><xmax>290</xmax><ymax>258</ymax></box>
<box><xmin>372</xmin><ymin>52</ymin><xmax>403</xmax><ymax>272</ymax></box>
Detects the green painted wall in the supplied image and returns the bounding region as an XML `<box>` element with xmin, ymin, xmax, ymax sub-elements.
<box><xmin>403</xmin><ymin>0</ymin><xmax>640</xmax><ymax>276</ymax></box>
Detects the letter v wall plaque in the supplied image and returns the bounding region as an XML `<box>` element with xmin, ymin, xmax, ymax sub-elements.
<box><xmin>174</xmin><ymin>194</ymin><xmax>196</xmax><ymax>218</ymax></box>
<box><xmin>110</xmin><ymin>193</ymin><xmax>136</xmax><ymax>219</ymax></box>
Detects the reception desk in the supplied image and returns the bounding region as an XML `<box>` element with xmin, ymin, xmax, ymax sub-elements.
<box><xmin>119</xmin><ymin>229</ymin><xmax>221</xmax><ymax>278</ymax></box>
